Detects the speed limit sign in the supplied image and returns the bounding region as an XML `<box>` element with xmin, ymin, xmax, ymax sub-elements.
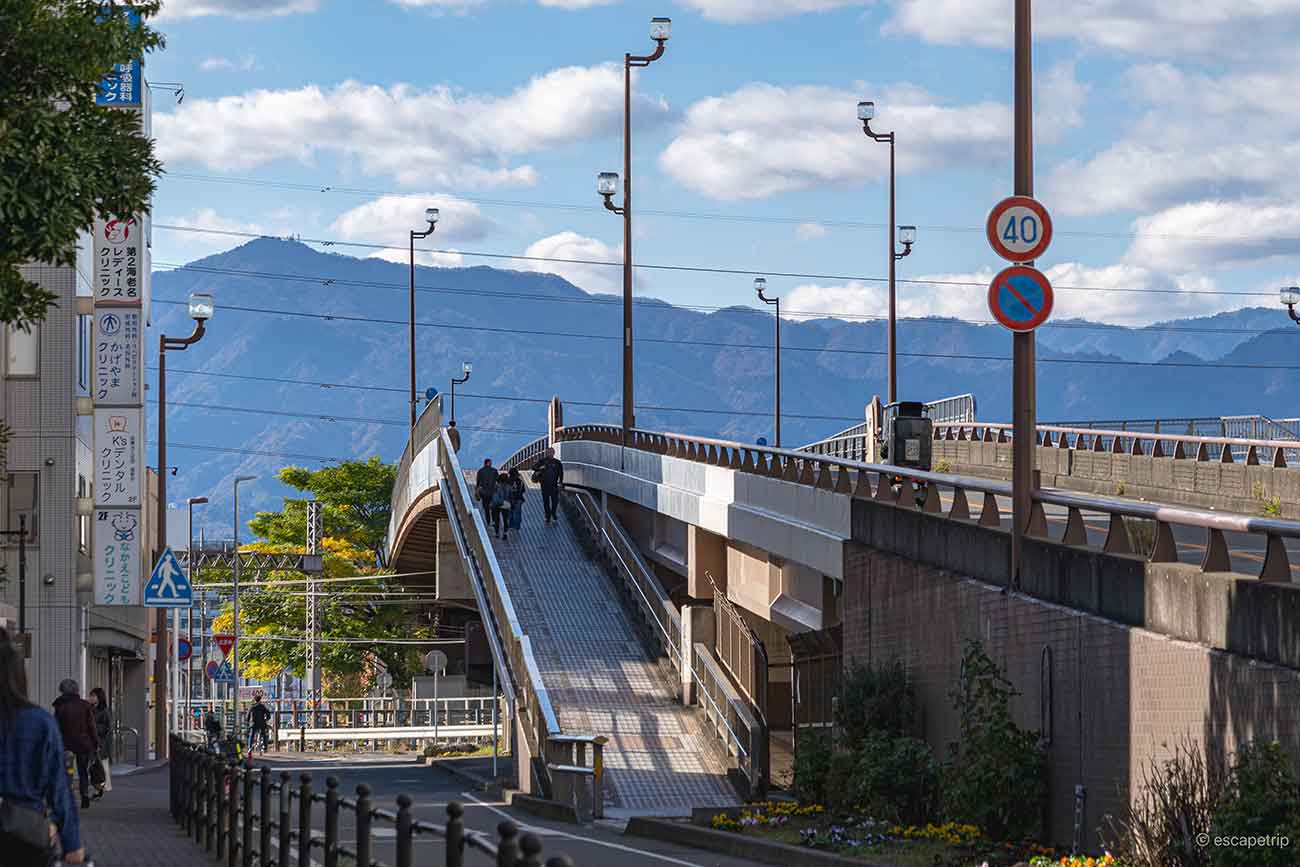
<box><xmin>987</xmin><ymin>196</ymin><xmax>1053</xmax><ymax>263</ymax></box>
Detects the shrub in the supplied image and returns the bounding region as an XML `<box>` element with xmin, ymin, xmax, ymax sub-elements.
<box><xmin>838</xmin><ymin>658</ymin><xmax>915</xmax><ymax>747</ymax></box>
<box><xmin>849</xmin><ymin>730</ymin><xmax>941</xmax><ymax>824</ymax></box>
<box><xmin>793</xmin><ymin>729</ymin><xmax>832</xmax><ymax>806</ymax></box>
<box><xmin>1210</xmin><ymin>740</ymin><xmax>1300</xmax><ymax>867</ymax></box>
<box><xmin>942</xmin><ymin>640</ymin><xmax>1047</xmax><ymax>840</ymax></box>
<box><xmin>1103</xmin><ymin>737</ymin><xmax>1223</xmax><ymax>867</ymax></box>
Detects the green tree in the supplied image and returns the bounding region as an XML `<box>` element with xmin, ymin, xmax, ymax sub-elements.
<box><xmin>1</xmin><ymin>1</ymin><xmax>165</xmax><ymax>328</ymax></box>
<box><xmin>252</xmin><ymin>458</ymin><xmax>397</xmax><ymax>566</ymax></box>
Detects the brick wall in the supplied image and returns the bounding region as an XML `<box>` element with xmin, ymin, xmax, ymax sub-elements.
<box><xmin>842</xmin><ymin>542</ymin><xmax>1300</xmax><ymax>850</ymax></box>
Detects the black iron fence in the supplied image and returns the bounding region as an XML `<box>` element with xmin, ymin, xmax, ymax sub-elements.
<box><xmin>169</xmin><ymin>736</ymin><xmax>574</xmax><ymax>867</ymax></box>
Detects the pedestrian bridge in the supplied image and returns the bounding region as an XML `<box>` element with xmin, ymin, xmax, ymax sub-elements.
<box><xmin>387</xmin><ymin>395</ymin><xmax>1300</xmax><ymax>845</ymax></box>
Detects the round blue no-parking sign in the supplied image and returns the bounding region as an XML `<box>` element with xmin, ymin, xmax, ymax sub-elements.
<box><xmin>988</xmin><ymin>265</ymin><xmax>1054</xmax><ymax>332</ymax></box>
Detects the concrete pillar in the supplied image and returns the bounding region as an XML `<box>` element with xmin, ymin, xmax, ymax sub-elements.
<box><xmin>515</xmin><ymin>714</ymin><xmax>535</xmax><ymax>794</ymax></box>
<box><xmin>687</xmin><ymin>525</ymin><xmax>727</xmax><ymax>598</ymax></box>
<box><xmin>435</xmin><ymin>518</ymin><xmax>471</xmax><ymax>601</ymax></box>
<box><xmin>866</xmin><ymin>395</ymin><xmax>883</xmax><ymax>464</ymax></box>
<box><xmin>548</xmin><ymin>396</ymin><xmax>564</xmax><ymax>445</ymax></box>
<box><xmin>680</xmin><ymin>605</ymin><xmax>716</xmax><ymax>705</ymax></box>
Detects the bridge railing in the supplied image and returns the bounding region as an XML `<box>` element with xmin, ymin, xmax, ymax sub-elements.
<box><xmin>554</xmin><ymin>423</ymin><xmax>1300</xmax><ymax>582</ymax></box>
<box><xmin>388</xmin><ymin>396</ymin><xmax>445</xmax><ymax>556</ymax></box>
<box><xmin>503</xmin><ymin>435</ymin><xmax>550</xmax><ymax>472</ymax></box>
<box><xmin>268</xmin><ymin>697</ymin><xmax>498</xmax><ymax>731</ymax></box>
<box><xmin>798</xmin><ymin>392</ymin><xmax>977</xmax><ymax>462</ymax></box>
<box><xmin>934</xmin><ymin>420</ymin><xmax>1300</xmax><ymax>467</ymax></box>
<box><xmin>168</xmin><ymin>736</ymin><xmax>574</xmax><ymax>867</ymax></box>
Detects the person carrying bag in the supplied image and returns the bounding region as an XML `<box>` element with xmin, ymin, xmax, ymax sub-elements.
<box><xmin>0</xmin><ymin>629</ymin><xmax>85</xmax><ymax>865</ymax></box>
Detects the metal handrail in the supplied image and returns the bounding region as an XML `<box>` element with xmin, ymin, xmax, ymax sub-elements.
<box><xmin>553</xmin><ymin>422</ymin><xmax>1300</xmax><ymax>581</ymax></box>
<box><xmin>799</xmin><ymin>392</ymin><xmax>976</xmax><ymax>455</ymax></box>
<box><xmin>502</xmin><ymin>435</ymin><xmax>550</xmax><ymax>472</ymax></box>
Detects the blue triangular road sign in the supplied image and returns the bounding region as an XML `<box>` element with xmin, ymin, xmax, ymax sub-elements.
<box><xmin>212</xmin><ymin>660</ymin><xmax>235</xmax><ymax>684</ymax></box>
<box><xmin>144</xmin><ymin>546</ymin><xmax>193</xmax><ymax>607</ymax></box>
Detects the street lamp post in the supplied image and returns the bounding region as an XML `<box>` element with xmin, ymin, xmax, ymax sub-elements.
<box><xmin>754</xmin><ymin>278</ymin><xmax>782</xmax><ymax>448</ymax></box>
<box><xmin>231</xmin><ymin>475</ymin><xmax>257</xmax><ymax>727</ymax></box>
<box><xmin>154</xmin><ymin>292</ymin><xmax>212</xmax><ymax>757</ymax></box>
<box><xmin>858</xmin><ymin>102</ymin><xmax>917</xmax><ymax>404</ymax></box>
<box><xmin>409</xmin><ymin>208</ymin><xmax>439</xmax><ymax>429</ymax></box>
<box><xmin>186</xmin><ymin>496</ymin><xmax>207</xmax><ymax>731</ymax></box>
<box><xmin>598</xmin><ymin>16</ymin><xmax>671</xmax><ymax>447</ymax></box>
<box><xmin>450</xmin><ymin>361</ymin><xmax>472</xmax><ymax>424</ymax></box>
<box><xmin>1282</xmin><ymin>287</ymin><xmax>1300</xmax><ymax>324</ymax></box>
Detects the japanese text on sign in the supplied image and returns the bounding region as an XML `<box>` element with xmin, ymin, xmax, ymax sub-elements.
<box><xmin>94</xmin><ymin>408</ymin><xmax>142</xmax><ymax>507</ymax></box>
<box><xmin>96</xmin><ymin>60</ymin><xmax>141</xmax><ymax>106</ymax></box>
<box><xmin>94</xmin><ymin>309</ymin><xmax>142</xmax><ymax>404</ymax></box>
<box><xmin>94</xmin><ymin>218</ymin><xmax>141</xmax><ymax>304</ymax></box>
<box><xmin>94</xmin><ymin>509</ymin><xmax>142</xmax><ymax>606</ymax></box>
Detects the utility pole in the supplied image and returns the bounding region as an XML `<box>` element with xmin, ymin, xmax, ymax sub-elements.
<box><xmin>304</xmin><ymin>501</ymin><xmax>322</xmax><ymax>720</ymax></box>
<box><xmin>1010</xmin><ymin>0</ymin><xmax>1037</xmax><ymax>588</ymax></box>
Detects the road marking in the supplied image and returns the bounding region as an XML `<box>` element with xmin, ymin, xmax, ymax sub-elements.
<box><xmin>459</xmin><ymin>793</ymin><xmax>704</xmax><ymax>867</ymax></box>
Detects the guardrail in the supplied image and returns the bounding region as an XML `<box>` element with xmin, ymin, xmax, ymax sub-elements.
<box><xmin>566</xmin><ymin>488</ymin><xmax>765</xmax><ymax>798</ymax></box>
<box><xmin>934</xmin><ymin>420</ymin><xmax>1300</xmax><ymax>467</ymax></box>
<box><xmin>388</xmin><ymin>397</ymin><xmax>446</xmax><ymax>562</ymax></box>
<box><xmin>502</xmin><ymin>435</ymin><xmax>550</xmax><ymax>472</ymax></box>
<box><xmin>553</xmin><ymin>423</ymin><xmax>1300</xmax><ymax>582</ymax></box>
<box><xmin>168</xmin><ymin>736</ymin><xmax>575</xmax><ymax>867</ymax></box>
<box><xmin>268</xmin><ymin>698</ymin><xmax>497</xmax><ymax>731</ymax></box>
<box><xmin>798</xmin><ymin>393</ymin><xmax>977</xmax><ymax>462</ymax></box>
<box><xmin>436</xmin><ymin>428</ymin><xmax>605</xmax><ymax>806</ymax></box>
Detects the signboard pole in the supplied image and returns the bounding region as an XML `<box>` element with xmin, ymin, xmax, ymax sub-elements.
<box><xmin>1011</xmin><ymin>0</ymin><xmax>1036</xmax><ymax>590</ymax></box>
<box><xmin>154</xmin><ymin>343</ymin><xmax>168</xmax><ymax>757</ymax></box>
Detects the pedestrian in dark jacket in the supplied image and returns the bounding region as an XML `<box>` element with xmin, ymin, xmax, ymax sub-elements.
<box><xmin>52</xmin><ymin>679</ymin><xmax>98</xmax><ymax>809</ymax></box>
<box><xmin>531</xmin><ymin>448</ymin><xmax>564</xmax><ymax>524</ymax></box>
<box><xmin>89</xmin><ymin>688</ymin><xmax>110</xmax><ymax>761</ymax></box>
<box><xmin>490</xmin><ymin>471</ymin><xmax>511</xmax><ymax>539</ymax></box>
<box><xmin>0</xmin><ymin>629</ymin><xmax>85</xmax><ymax>865</ymax></box>
<box><xmin>475</xmin><ymin>459</ymin><xmax>498</xmax><ymax>516</ymax></box>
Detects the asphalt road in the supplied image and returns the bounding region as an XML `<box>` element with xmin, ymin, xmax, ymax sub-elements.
<box><xmin>256</xmin><ymin>753</ymin><xmax>762</xmax><ymax>867</ymax></box>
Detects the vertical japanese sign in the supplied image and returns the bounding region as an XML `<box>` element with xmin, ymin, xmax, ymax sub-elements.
<box><xmin>94</xmin><ymin>509</ymin><xmax>143</xmax><ymax>606</ymax></box>
<box><xmin>92</xmin><ymin>4</ymin><xmax>148</xmax><ymax>607</ymax></box>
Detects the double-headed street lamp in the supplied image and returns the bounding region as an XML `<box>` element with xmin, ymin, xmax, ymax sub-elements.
<box><xmin>754</xmin><ymin>277</ymin><xmax>782</xmax><ymax>448</ymax></box>
<box><xmin>858</xmin><ymin>101</ymin><xmax>917</xmax><ymax>405</ymax></box>
<box><xmin>1282</xmin><ymin>287</ymin><xmax>1300</xmax><ymax>324</ymax></box>
<box><xmin>230</xmin><ymin>475</ymin><xmax>257</xmax><ymax>724</ymax></box>
<box><xmin>155</xmin><ymin>291</ymin><xmax>213</xmax><ymax>757</ymax></box>
<box><xmin>409</xmin><ymin>207</ymin><xmax>439</xmax><ymax>429</ymax></box>
<box><xmin>450</xmin><ymin>361</ymin><xmax>472</xmax><ymax>424</ymax></box>
<box><xmin>597</xmin><ymin>16</ymin><xmax>671</xmax><ymax>446</ymax></box>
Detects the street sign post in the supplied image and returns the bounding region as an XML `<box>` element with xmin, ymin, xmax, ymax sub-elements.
<box><xmin>144</xmin><ymin>547</ymin><xmax>192</xmax><ymax>607</ymax></box>
<box><xmin>212</xmin><ymin>660</ymin><xmax>235</xmax><ymax>684</ymax></box>
<box><xmin>987</xmin><ymin>195</ymin><xmax>1053</xmax><ymax>263</ymax></box>
<box><xmin>214</xmin><ymin>634</ymin><xmax>236</xmax><ymax>658</ymax></box>
<box><xmin>988</xmin><ymin>265</ymin><xmax>1054</xmax><ymax>332</ymax></box>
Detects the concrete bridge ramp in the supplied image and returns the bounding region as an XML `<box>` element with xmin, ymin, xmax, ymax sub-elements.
<box><xmin>485</xmin><ymin>487</ymin><xmax>737</xmax><ymax>815</ymax></box>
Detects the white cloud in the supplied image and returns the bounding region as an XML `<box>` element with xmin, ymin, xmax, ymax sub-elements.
<box><xmin>660</xmin><ymin>81</ymin><xmax>1008</xmax><ymax>200</ymax></box>
<box><xmin>883</xmin><ymin>0</ymin><xmax>1300</xmax><ymax>59</ymax></box>
<box><xmin>785</xmin><ymin>262</ymin><xmax>1227</xmax><ymax>327</ymax></box>
<box><xmin>1045</xmin><ymin>65</ymin><xmax>1300</xmax><ymax>216</ymax></box>
<box><xmin>537</xmin><ymin>0</ymin><xmax>618</xmax><ymax>7</ymax></box>
<box><xmin>155</xmin><ymin>65</ymin><xmax>668</xmax><ymax>189</ymax></box>
<box><xmin>198</xmin><ymin>54</ymin><xmax>257</xmax><ymax>72</ymax></box>
<box><xmin>160</xmin><ymin>0</ymin><xmax>318</xmax><ymax>19</ymax></box>
<box><xmin>794</xmin><ymin>222</ymin><xmax>829</xmax><ymax>241</ymax></box>
<box><xmin>678</xmin><ymin>0</ymin><xmax>871</xmax><ymax>23</ymax></box>
<box><xmin>329</xmin><ymin>194</ymin><xmax>496</xmax><ymax>267</ymax></box>
<box><xmin>1124</xmin><ymin>201</ymin><xmax>1300</xmax><ymax>273</ymax></box>
<box><xmin>520</xmin><ymin>232</ymin><xmax>621</xmax><ymax>295</ymax></box>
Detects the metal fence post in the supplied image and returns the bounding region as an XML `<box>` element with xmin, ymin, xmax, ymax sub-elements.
<box><xmin>259</xmin><ymin>768</ymin><xmax>273</xmax><ymax>867</ymax></box>
<box><xmin>446</xmin><ymin>802</ymin><xmax>465</xmax><ymax>867</ymax></box>
<box><xmin>544</xmin><ymin>858</ymin><xmax>575</xmax><ymax>867</ymax></box>
<box><xmin>195</xmin><ymin>752</ymin><xmax>207</xmax><ymax>846</ymax></box>
<box><xmin>278</xmin><ymin>772</ymin><xmax>291</xmax><ymax>867</ymax></box>
<box><xmin>395</xmin><ymin>794</ymin><xmax>413</xmax><ymax>867</ymax></box>
<box><xmin>520</xmin><ymin>834</ymin><xmax>544</xmax><ymax>867</ymax></box>
<box><xmin>216</xmin><ymin>761</ymin><xmax>229</xmax><ymax>859</ymax></box>
<box><xmin>354</xmin><ymin>784</ymin><xmax>372</xmax><ymax>867</ymax></box>
<box><xmin>228</xmin><ymin>761</ymin><xmax>240</xmax><ymax>867</ymax></box>
<box><xmin>206</xmin><ymin>756</ymin><xmax>218</xmax><ymax>851</ymax></box>
<box><xmin>297</xmin><ymin>774</ymin><xmax>313</xmax><ymax>867</ymax></box>
<box><xmin>323</xmin><ymin>776</ymin><xmax>340</xmax><ymax>867</ymax></box>
<box><xmin>496</xmin><ymin>821</ymin><xmax>520</xmax><ymax>867</ymax></box>
<box><xmin>242</xmin><ymin>758</ymin><xmax>255</xmax><ymax>867</ymax></box>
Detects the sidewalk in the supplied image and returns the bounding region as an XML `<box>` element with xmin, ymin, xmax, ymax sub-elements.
<box><xmin>79</xmin><ymin>763</ymin><xmax>206</xmax><ymax>866</ymax></box>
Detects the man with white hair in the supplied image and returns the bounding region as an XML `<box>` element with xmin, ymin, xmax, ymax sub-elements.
<box><xmin>52</xmin><ymin>679</ymin><xmax>99</xmax><ymax>809</ymax></box>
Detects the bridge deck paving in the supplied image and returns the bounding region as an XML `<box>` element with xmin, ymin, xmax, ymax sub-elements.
<box><xmin>485</xmin><ymin>488</ymin><xmax>737</xmax><ymax>815</ymax></box>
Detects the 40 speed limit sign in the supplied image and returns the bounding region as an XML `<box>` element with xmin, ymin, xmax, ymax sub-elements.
<box><xmin>986</xmin><ymin>196</ymin><xmax>1053</xmax><ymax>263</ymax></box>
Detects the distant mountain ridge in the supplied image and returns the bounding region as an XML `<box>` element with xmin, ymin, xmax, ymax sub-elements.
<box><xmin>147</xmin><ymin>239</ymin><xmax>1300</xmax><ymax>535</ymax></box>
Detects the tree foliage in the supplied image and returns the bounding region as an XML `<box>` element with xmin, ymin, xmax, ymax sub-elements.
<box><xmin>0</xmin><ymin>0</ymin><xmax>165</xmax><ymax>327</ymax></box>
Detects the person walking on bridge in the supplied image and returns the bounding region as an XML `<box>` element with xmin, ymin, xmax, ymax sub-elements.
<box><xmin>531</xmin><ymin>448</ymin><xmax>565</xmax><ymax>525</ymax></box>
<box><xmin>475</xmin><ymin>458</ymin><xmax>498</xmax><ymax>517</ymax></box>
<box><xmin>503</xmin><ymin>468</ymin><xmax>526</xmax><ymax>540</ymax></box>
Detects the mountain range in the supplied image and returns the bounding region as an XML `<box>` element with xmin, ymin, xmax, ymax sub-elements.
<box><xmin>146</xmin><ymin>239</ymin><xmax>1300</xmax><ymax>537</ymax></box>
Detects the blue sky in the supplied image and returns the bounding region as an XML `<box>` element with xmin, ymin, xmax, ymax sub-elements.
<box><xmin>145</xmin><ymin>0</ymin><xmax>1300</xmax><ymax>328</ymax></box>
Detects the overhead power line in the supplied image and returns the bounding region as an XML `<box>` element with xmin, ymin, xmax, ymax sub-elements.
<box><xmin>146</xmin><ymin>397</ymin><xmax>547</xmax><ymax>434</ymax></box>
<box><xmin>150</xmin><ymin>296</ymin><xmax>1300</xmax><ymax>372</ymax></box>
<box><xmin>155</xmin><ymin>260</ymin><xmax>1292</xmax><ymax>337</ymax></box>
<box><xmin>153</xmin><ymin>223</ymin><xmax>1283</xmax><ymax>299</ymax></box>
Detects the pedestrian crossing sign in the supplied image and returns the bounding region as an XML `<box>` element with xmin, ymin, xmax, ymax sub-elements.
<box><xmin>211</xmin><ymin>659</ymin><xmax>235</xmax><ymax>684</ymax></box>
<box><xmin>143</xmin><ymin>546</ymin><xmax>193</xmax><ymax>607</ymax></box>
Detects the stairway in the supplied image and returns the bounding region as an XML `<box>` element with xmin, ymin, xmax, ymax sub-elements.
<box><xmin>484</xmin><ymin>488</ymin><xmax>738</xmax><ymax>816</ymax></box>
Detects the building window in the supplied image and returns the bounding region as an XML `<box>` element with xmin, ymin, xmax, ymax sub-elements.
<box><xmin>5</xmin><ymin>323</ymin><xmax>39</xmax><ymax>377</ymax></box>
<box><xmin>77</xmin><ymin>475</ymin><xmax>89</xmax><ymax>554</ymax></box>
<box><xmin>7</xmin><ymin>473</ymin><xmax>39</xmax><ymax>544</ymax></box>
<box><xmin>77</xmin><ymin>315</ymin><xmax>90</xmax><ymax>394</ymax></box>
